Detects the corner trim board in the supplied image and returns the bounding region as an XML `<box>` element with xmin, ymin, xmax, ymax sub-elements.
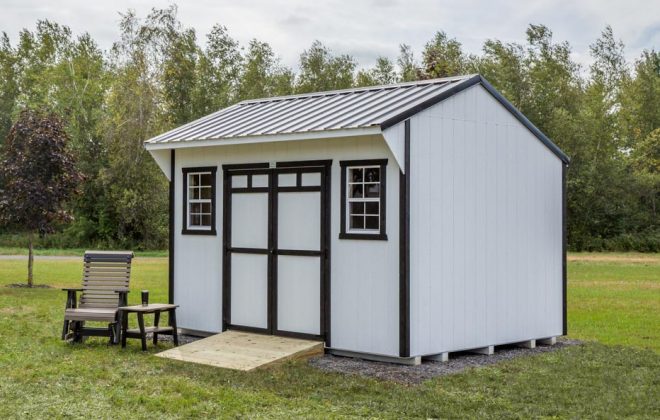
<box><xmin>168</xmin><ymin>149</ymin><xmax>175</xmax><ymax>306</ymax></box>
<box><xmin>562</xmin><ymin>163</ymin><xmax>568</xmax><ymax>335</ymax></box>
<box><xmin>399</xmin><ymin>119</ymin><xmax>411</xmax><ymax>357</ymax></box>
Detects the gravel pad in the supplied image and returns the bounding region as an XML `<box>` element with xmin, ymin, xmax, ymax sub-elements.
<box><xmin>309</xmin><ymin>339</ymin><xmax>581</xmax><ymax>385</ymax></box>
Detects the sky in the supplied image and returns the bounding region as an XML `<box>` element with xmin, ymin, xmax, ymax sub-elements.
<box><xmin>0</xmin><ymin>0</ymin><xmax>658</xmax><ymax>71</ymax></box>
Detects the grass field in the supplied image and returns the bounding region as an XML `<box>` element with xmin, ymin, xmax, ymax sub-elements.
<box><xmin>0</xmin><ymin>253</ymin><xmax>658</xmax><ymax>418</ymax></box>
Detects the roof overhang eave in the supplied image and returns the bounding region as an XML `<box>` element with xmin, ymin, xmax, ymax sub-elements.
<box><xmin>144</xmin><ymin>126</ymin><xmax>383</xmax><ymax>151</ymax></box>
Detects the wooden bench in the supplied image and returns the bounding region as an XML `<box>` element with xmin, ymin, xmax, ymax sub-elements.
<box><xmin>62</xmin><ymin>251</ymin><xmax>134</xmax><ymax>344</ymax></box>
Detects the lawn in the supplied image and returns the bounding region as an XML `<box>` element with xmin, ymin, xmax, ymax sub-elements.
<box><xmin>0</xmin><ymin>253</ymin><xmax>658</xmax><ymax>418</ymax></box>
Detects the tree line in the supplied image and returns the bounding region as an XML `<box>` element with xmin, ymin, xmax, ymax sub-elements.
<box><xmin>0</xmin><ymin>5</ymin><xmax>657</xmax><ymax>251</ymax></box>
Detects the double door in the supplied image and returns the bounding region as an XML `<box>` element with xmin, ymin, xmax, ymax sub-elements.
<box><xmin>222</xmin><ymin>161</ymin><xmax>330</xmax><ymax>340</ymax></box>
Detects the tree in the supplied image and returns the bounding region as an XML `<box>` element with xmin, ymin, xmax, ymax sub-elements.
<box><xmin>0</xmin><ymin>33</ymin><xmax>19</xmax><ymax>144</ymax></box>
<box><xmin>296</xmin><ymin>41</ymin><xmax>356</xmax><ymax>93</ymax></box>
<box><xmin>192</xmin><ymin>25</ymin><xmax>242</xmax><ymax>116</ymax></box>
<box><xmin>397</xmin><ymin>44</ymin><xmax>419</xmax><ymax>82</ymax></box>
<box><xmin>238</xmin><ymin>39</ymin><xmax>293</xmax><ymax>100</ymax></box>
<box><xmin>421</xmin><ymin>31</ymin><xmax>466</xmax><ymax>78</ymax></box>
<box><xmin>0</xmin><ymin>110</ymin><xmax>81</xmax><ymax>286</ymax></box>
<box><xmin>356</xmin><ymin>57</ymin><xmax>397</xmax><ymax>87</ymax></box>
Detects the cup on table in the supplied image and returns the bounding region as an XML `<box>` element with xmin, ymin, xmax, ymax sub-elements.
<box><xmin>141</xmin><ymin>290</ymin><xmax>149</xmax><ymax>306</ymax></box>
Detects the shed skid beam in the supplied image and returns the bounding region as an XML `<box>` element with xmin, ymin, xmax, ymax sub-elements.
<box><xmin>517</xmin><ymin>340</ymin><xmax>536</xmax><ymax>349</ymax></box>
<box><xmin>423</xmin><ymin>352</ymin><xmax>449</xmax><ymax>362</ymax></box>
<box><xmin>538</xmin><ymin>337</ymin><xmax>557</xmax><ymax>346</ymax></box>
<box><xmin>327</xmin><ymin>349</ymin><xmax>421</xmax><ymax>366</ymax></box>
<box><xmin>469</xmin><ymin>345</ymin><xmax>494</xmax><ymax>355</ymax></box>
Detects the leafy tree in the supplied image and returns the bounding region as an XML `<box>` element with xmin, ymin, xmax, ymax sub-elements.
<box><xmin>0</xmin><ymin>33</ymin><xmax>19</xmax><ymax>143</ymax></box>
<box><xmin>238</xmin><ymin>39</ymin><xmax>294</xmax><ymax>100</ymax></box>
<box><xmin>619</xmin><ymin>50</ymin><xmax>660</xmax><ymax>148</ymax></box>
<box><xmin>475</xmin><ymin>39</ymin><xmax>529</xmax><ymax>109</ymax></box>
<box><xmin>630</xmin><ymin>128</ymin><xmax>659</xmax><ymax>221</ymax></box>
<box><xmin>296</xmin><ymin>41</ymin><xmax>356</xmax><ymax>93</ymax></box>
<box><xmin>0</xmin><ymin>110</ymin><xmax>81</xmax><ymax>285</ymax></box>
<box><xmin>356</xmin><ymin>57</ymin><xmax>397</xmax><ymax>87</ymax></box>
<box><xmin>397</xmin><ymin>44</ymin><xmax>419</xmax><ymax>82</ymax></box>
<box><xmin>193</xmin><ymin>25</ymin><xmax>242</xmax><ymax>116</ymax></box>
<box><xmin>421</xmin><ymin>31</ymin><xmax>466</xmax><ymax>78</ymax></box>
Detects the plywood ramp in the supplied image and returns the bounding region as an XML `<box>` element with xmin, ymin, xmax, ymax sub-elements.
<box><xmin>155</xmin><ymin>330</ymin><xmax>324</xmax><ymax>371</ymax></box>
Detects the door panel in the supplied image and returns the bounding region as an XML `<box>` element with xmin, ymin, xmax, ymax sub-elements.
<box><xmin>231</xmin><ymin>193</ymin><xmax>269</xmax><ymax>249</ymax></box>
<box><xmin>277</xmin><ymin>192</ymin><xmax>321</xmax><ymax>251</ymax></box>
<box><xmin>277</xmin><ymin>255</ymin><xmax>321</xmax><ymax>335</ymax></box>
<box><xmin>223</xmin><ymin>162</ymin><xmax>329</xmax><ymax>340</ymax></box>
<box><xmin>230</xmin><ymin>253</ymin><xmax>268</xmax><ymax>329</ymax></box>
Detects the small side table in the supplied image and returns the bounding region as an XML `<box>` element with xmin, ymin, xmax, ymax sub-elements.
<box><xmin>119</xmin><ymin>304</ymin><xmax>179</xmax><ymax>351</ymax></box>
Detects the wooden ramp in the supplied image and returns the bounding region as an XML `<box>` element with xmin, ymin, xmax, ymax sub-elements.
<box><xmin>155</xmin><ymin>330</ymin><xmax>324</xmax><ymax>371</ymax></box>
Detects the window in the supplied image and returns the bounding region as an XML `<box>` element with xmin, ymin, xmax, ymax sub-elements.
<box><xmin>182</xmin><ymin>167</ymin><xmax>217</xmax><ymax>235</ymax></box>
<box><xmin>340</xmin><ymin>159</ymin><xmax>387</xmax><ymax>240</ymax></box>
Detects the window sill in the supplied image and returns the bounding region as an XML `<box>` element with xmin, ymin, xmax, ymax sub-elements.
<box><xmin>339</xmin><ymin>232</ymin><xmax>388</xmax><ymax>241</ymax></box>
<box><xmin>181</xmin><ymin>229</ymin><xmax>217</xmax><ymax>236</ymax></box>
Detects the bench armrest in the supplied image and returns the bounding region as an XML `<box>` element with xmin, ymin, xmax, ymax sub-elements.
<box><xmin>114</xmin><ymin>290</ymin><xmax>130</xmax><ymax>307</ymax></box>
<box><xmin>62</xmin><ymin>288</ymin><xmax>83</xmax><ymax>309</ymax></box>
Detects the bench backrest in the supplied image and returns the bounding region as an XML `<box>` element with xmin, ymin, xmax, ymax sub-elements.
<box><xmin>79</xmin><ymin>251</ymin><xmax>134</xmax><ymax>309</ymax></box>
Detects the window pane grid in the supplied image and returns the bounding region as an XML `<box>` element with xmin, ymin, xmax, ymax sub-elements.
<box><xmin>187</xmin><ymin>172</ymin><xmax>213</xmax><ymax>230</ymax></box>
<box><xmin>346</xmin><ymin>165</ymin><xmax>381</xmax><ymax>233</ymax></box>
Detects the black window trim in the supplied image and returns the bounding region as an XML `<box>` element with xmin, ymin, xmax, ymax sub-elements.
<box><xmin>182</xmin><ymin>166</ymin><xmax>218</xmax><ymax>235</ymax></box>
<box><xmin>339</xmin><ymin>159</ymin><xmax>388</xmax><ymax>240</ymax></box>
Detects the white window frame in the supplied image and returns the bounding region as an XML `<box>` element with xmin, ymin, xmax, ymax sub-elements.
<box><xmin>182</xmin><ymin>166</ymin><xmax>217</xmax><ymax>235</ymax></box>
<box><xmin>339</xmin><ymin>159</ymin><xmax>387</xmax><ymax>240</ymax></box>
<box><xmin>346</xmin><ymin>165</ymin><xmax>381</xmax><ymax>234</ymax></box>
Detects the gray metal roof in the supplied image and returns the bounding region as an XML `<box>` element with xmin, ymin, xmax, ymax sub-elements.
<box><xmin>144</xmin><ymin>74</ymin><xmax>569</xmax><ymax>164</ymax></box>
<box><xmin>145</xmin><ymin>74</ymin><xmax>475</xmax><ymax>145</ymax></box>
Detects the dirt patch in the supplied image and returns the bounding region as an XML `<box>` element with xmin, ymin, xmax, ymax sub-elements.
<box><xmin>577</xmin><ymin>280</ymin><xmax>660</xmax><ymax>290</ymax></box>
<box><xmin>568</xmin><ymin>254</ymin><xmax>659</xmax><ymax>264</ymax></box>
<box><xmin>310</xmin><ymin>339</ymin><xmax>582</xmax><ymax>385</ymax></box>
<box><xmin>152</xmin><ymin>333</ymin><xmax>201</xmax><ymax>346</ymax></box>
<box><xmin>6</xmin><ymin>283</ymin><xmax>52</xmax><ymax>289</ymax></box>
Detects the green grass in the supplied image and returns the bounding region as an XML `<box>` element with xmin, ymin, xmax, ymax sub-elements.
<box><xmin>0</xmin><ymin>246</ymin><xmax>168</xmax><ymax>257</ymax></box>
<box><xmin>0</xmin><ymin>254</ymin><xmax>658</xmax><ymax>418</ymax></box>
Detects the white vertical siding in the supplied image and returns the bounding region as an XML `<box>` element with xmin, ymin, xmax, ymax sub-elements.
<box><xmin>409</xmin><ymin>84</ymin><xmax>563</xmax><ymax>356</ymax></box>
<box><xmin>172</xmin><ymin>135</ymin><xmax>401</xmax><ymax>356</ymax></box>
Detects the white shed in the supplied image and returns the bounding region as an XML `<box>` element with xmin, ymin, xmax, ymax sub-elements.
<box><xmin>145</xmin><ymin>74</ymin><xmax>569</xmax><ymax>364</ymax></box>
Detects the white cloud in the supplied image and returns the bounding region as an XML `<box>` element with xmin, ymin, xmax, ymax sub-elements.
<box><xmin>0</xmin><ymin>0</ymin><xmax>657</xmax><ymax>71</ymax></box>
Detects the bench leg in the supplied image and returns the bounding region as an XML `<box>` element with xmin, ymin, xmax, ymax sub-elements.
<box><xmin>170</xmin><ymin>309</ymin><xmax>178</xmax><ymax>346</ymax></box>
<box><xmin>137</xmin><ymin>312</ymin><xmax>147</xmax><ymax>351</ymax></box>
<box><xmin>153</xmin><ymin>311</ymin><xmax>161</xmax><ymax>345</ymax></box>
<box><xmin>61</xmin><ymin>319</ymin><xmax>70</xmax><ymax>340</ymax></box>
<box><xmin>121</xmin><ymin>311</ymin><xmax>128</xmax><ymax>348</ymax></box>
<box><xmin>108</xmin><ymin>322</ymin><xmax>120</xmax><ymax>345</ymax></box>
<box><xmin>73</xmin><ymin>321</ymin><xmax>85</xmax><ymax>343</ymax></box>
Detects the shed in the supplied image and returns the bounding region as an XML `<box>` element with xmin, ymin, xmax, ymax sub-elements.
<box><xmin>145</xmin><ymin>74</ymin><xmax>569</xmax><ymax>364</ymax></box>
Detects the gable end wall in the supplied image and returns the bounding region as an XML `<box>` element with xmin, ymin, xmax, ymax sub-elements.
<box><xmin>408</xmin><ymin>84</ymin><xmax>563</xmax><ymax>356</ymax></box>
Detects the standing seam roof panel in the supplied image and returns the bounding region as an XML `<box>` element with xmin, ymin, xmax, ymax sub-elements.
<box><xmin>193</xmin><ymin>99</ymin><xmax>295</xmax><ymax>140</ymax></box>
<box><xmin>232</xmin><ymin>93</ymin><xmax>348</xmax><ymax>137</ymax></box>
<box><xmin>340</xmin><ymin>83</ymin><xmax>451</xmax><ymax>127</ymax></box>
<box><xmin>155</xmin><ymin>104</ymin><xmax>247</xmax><ymax>143</ymax></box>
<box><xmin>304</xmin><ymin>87</ymin><xmax>412</xmax><ymax>131</ymax></box>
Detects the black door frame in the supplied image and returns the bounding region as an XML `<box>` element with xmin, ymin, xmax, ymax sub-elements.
<box><xmin>222</xmin><ymin>160</ymin><xmax>331</xmax><ymax>343</ymax></box>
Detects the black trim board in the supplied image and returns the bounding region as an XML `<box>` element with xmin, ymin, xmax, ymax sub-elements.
<box><xmin>379</xmin><ymin>75</ymin><xmax>570</xmax><ymax>165</ymax></box>
<box><xmin>181</xmin><ymin>166</ymin><xmax>218</xmax><ymax>235</ymax></box>
<box><xmin>399</xmin><ymin>120</ymin><xmax>411</xmax><ymax>357</ymax></box>
<box><xmin>168</xmin><ymin>149</ymin><xmax>175</xmax><ymax>305</ymax></box>
<box><xmin>562</xmin><ymin>163</ymin><xmax>568</xmax><ymax>335</ymax></box>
